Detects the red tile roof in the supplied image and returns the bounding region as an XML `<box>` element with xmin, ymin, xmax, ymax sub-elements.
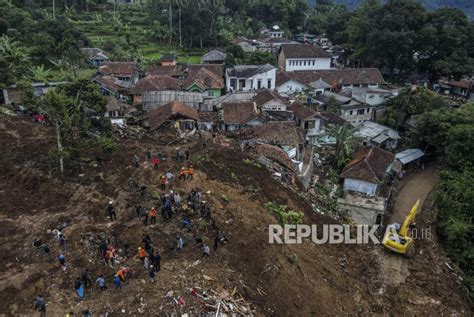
<box><xmin>291</xmin><ymin>68</ymin><xmax>384</xmax><ymax>86</ymax></box>
<box><xmin>288</xmin><ymin>101</ymin><xmax>316</xmax><ymax>120</ymax></box>
<box><xmin>147</xmin><ymin>101</ymin><xmax>199</xmax><ymax>131</ymax></box>
<box><xmin>221</xmin><ymin>102</ymin><xmax>258</xmax><ymax>124</ymax></box>
<box><xmin>252</xmin><ymin>89</ymin><xmax>288</xmax><ymax>107</ymax></box>
<box><xmin>340</xmin><ymin>146</ymin><xmax>394</xmax><ymax>183</ymax></box>
<box><xmin>255</xmin><ymin>143</ymin><xmax>295</xmax><ymax>171</ymax></box>
<box><xmin>130</xmin><ymin>75</ymin><xmax>181</xmax><ymax>94</ymax></box>
<box><xmin>183</xmin><ymin>67</ymin><xmax>224</xmax><ymax>90</ymax></box>
<box><xmin>447</xmin><ymin>79</ymin><xmax>472</xmax><ymax>89</ymax></box>
<box><xmin>98</xmin><ymin>62</ymin><xmax>138</xmax><ymax>77</ymax></box>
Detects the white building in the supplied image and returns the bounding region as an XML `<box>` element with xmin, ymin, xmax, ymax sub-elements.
<box><xmin>225</xmin><ymin>64</ymin><xmax>276</xmax><ymax>92</ymax></box>
<box><xmin>279</xmin><ymin>44</ymin><xmax>332</xmax><ymax>72</ymax></box>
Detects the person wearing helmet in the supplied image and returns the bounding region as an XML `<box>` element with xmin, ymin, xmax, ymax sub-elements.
<box><xmin>179</xmin><ymin>167</ymin><xmax>187</xmax><ymax>181</ymax></box>
<box><xmin>107</xmin><ymin>201</ymin><xmax>117</xmax><ymax>221</ymax></box>
<box><xmin>137</xmin><ymin>247</ymin><xmax>146</xmax><ymax>264</ymax></box>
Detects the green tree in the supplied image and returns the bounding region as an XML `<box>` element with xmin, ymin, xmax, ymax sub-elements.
<box><xmin>0</xmin><ymin>34</ymin><xmax>31</xmax><ymax>86</ymax></box>
<box><xmin>326</xmin><ymin>123</ymin><xmax>357</xmax><ymax>169</ymax></box>
<box><xmin>247</xmin><ymin>50</ymin><xmax>276</xmax><ymax>65</ymax></box>
<box><xmin>381</xmin><ymin>87</ymin><xmax>449</xmax><ymax>130</ymax></box>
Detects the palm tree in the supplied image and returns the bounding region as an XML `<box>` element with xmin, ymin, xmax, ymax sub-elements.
<box><xmin>326</xmin><ymin>124</ymin><xmax>358</xmax><ymax>169</ymax></box>
<box><xmin>0</xmin><ymin>35</ymin><xmax>31</xmax><ymax>85</ymax></box>
<box><xmin>32</xmin><ymin>65</ymin><xmax>53</xmax><ymax>83</ymax></box>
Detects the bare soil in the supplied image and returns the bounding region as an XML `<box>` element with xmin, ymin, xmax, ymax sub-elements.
<box><xmin>0</xmin><ymin>115</ymin><xmax>471</xmax><ymax>316</ymax></box>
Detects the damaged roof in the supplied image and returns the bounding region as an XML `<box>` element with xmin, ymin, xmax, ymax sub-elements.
<box><xmin>280</xmin><ymin>43</ymin><xmax>331</xmax><ymax>59</ymax></box>
<box><xmin>221</xmin><ymin>102</ymin><xmax>258</xmax><ymax>124</ymax></box>
<box><xmin>201</xmin><ymin>49</ymin><xmax>227</xmax><ymax>62</ymax></box>
<box><xmin>183</xmin><ymin>67</ymin><xmax>224</xmax><ymax>90</ymax></box>
<box><xmin>239</xmin><ymin>122</ymin><xmax>304</xmax><ymax>146</ymax></box>
<box><xmin>255</xmin><ymin>143</ymin><xmax>295</xmax><ymax>171</ymax></box>
<box><xmin>291</xmin><ymin>68</ymin><xmax>384</xmax><ymax>86</ymax></box>
<box><xmin>340</xmin><ymin>146</ymin><xmax>394</xmax><ymax>183</ymax></box>
<box><xmin>98</xmin><ymin>62</ymin><xmax>138</xmax><ymax>77</ymax></box>
<box><xmin>252</xmin><ymin>90</ymin><xmax>288</xmax><ymax>106</ymax></box>
<box><xmin>147</xmin><ymin>100</ymin><xmax>199</xmax><ymax>131</ymax></box>
<box><xmin>93</xmin><ymin>75</ymin><xmax>132</xmax><ymax>93</ymax></box>
<box><xmin>288</xmin><ymin>102</ymin><xmax>317</xmax><ymax>120</ymax></box>
<box><xmin>130</xmin><ymin>75</ymin><xmax>181</xmax><ymax>94</ymax></box>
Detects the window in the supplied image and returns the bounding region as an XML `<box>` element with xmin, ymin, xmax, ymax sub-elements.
<box><xmin>357</xmin><ymin>109</ymin><xmax>365</xmax><ymax>115</ymax></box>
<box><xmin>206</xmin><ymin>90</ymin><xmax>214</xmax><ymax>97</ymax></box>
<box><xmin>257</xmin><ymin>79</ymin><xmax>262</xmax><ymax>89</ymax></box>
<box><xmin>367</xmin><ymin>108</ymin><xmax>370</xmax><ymax>113</ymax></box>
<box><xmin>267</xmin><ymin>79</ymin><xmax>272</xmax><ymax>88</ymax></box>
<box><xmin>312</xmin><ymin>60</ymin><xmax>315</xmax><ymax>66</ymax></box>
<box><xmin>349</xmin><ymin>110</ymin><xmax>353</xmax><ymax>116</ymax></box>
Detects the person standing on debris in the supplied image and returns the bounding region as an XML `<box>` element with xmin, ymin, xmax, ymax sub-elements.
<box><xmin>152</xmin><ymin>253</ymin><xmax>161</xmax><ymax>272</ymax></box>
<box><xmin>149</xmin><ymin>265</ymin><xmax>157</xmax><ymax>282</ymax></box>
<box><xmin>34</xmin><ymin>294</ymin><xmax>46</xmax><ymax>317</ymax></box>
<box><xmin>146</xmin><ymin>149</ymin><xmax>152</xmax><ymax>161</ymax></box>
<box><xmin>107</xmin><ymin>201</ymin><xmax>117</xmax><ymax>221</ymax></box>
<box><xmin>166</xmin><ymin>171</ymin><xmax>174</xmax><ymax>188</ymax></box>
<box><xmin>96</xmin><ymin>275</ymin><xmax>107</xmax><ymax>290</ymax></box>
<box><xmin>113</xmin><ymin>275</ymin><xmax>122</xmax><ymax>289</ymax></box>
<box><xmin>185</xmin><ymin>149</ymin><xmax>190</xmax><ymax>161</ymax></box>
<box><xmin>160</xmin><ymin>175</ymin><xmax>168</xmax><ymax>191</ymax></box>
<box><xmin>187</xmin><ymin>165</ymin><xmax>194</xmax><ymax>180</ymax></box>
<box><xmin>202</xmin><ymin>244</ymin><xmax>210</xmax><ymax>257</ymax></box>
<box><xmin>137</xmin><ymin>247</ymin><xmax>147</xmax><ymax>264</ymax></box>
<box><xmin>82</xmin><ymin>269</ymin><xmax>92</xmax><ymax>289</ymax></box>
<box><xmin>174</xmin><ymin>192</ymin><xmax>182</xmax><ymax>208</ymax></box>
<box><xmin>176</xmin><ymin>236</ymin><xmax>184</xmax><ymax>250</ymax></box>
<box><xmin>179</xmin><ymin>167</ymin><xmax>187</xmax><ymax>181</ymax></box>
<box><xmin>59</xmin><ymin>233</ymin><xmax>67</xmax><ymax>250</ymax></box>
<box><xmin>133</xmin><ymin>154</ymin><xmax>140</xmax><ymax>168</ymax></box>
<box><xmin>58</xmin><ymin>253</ymin><xmax>66</xmax><ymax>271</ymax></box>
<box><xmin>117</xmin><ymin>267</ymin><xmax>129</xmax><ymax>282</ymax></box>
<box><xmin>153</xmin><ymin>157</ymin><xmax>160</xmax><ymax>170</ymax></box>
<box><xmin>149</xmin><ymin>207</ymin><xmax>157</xmax><ymax>225</ymax></box>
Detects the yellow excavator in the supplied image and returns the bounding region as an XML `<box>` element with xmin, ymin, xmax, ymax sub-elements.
<box><xmin>382</xmin><ymin>199</ymin><xmax>421</xmax><ymax>257</ymax></box>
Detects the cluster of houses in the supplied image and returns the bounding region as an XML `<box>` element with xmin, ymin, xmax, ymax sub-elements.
<box><xmin>0</xmin><ymin>39</ymin><xmax>449</xmax><ymax>227</ymax></box>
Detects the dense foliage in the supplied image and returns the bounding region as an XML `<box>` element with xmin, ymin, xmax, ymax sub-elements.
<box><xmin>409</xmin><ymin>103</ymin><xmax>474</xmax><ymax>298</ymax></box>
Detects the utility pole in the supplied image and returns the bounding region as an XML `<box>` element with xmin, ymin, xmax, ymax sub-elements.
<box><xmin>53</xmin><ymin>0</ymin><xmax>56</xmax><ymax>19</ymax></box>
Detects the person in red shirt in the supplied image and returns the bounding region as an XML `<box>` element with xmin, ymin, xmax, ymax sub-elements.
<box><xmin>153</xmin><ymin>157</ymin><xmax>159</xmax><ymax>170</ymax></box>
<box><xmin>149</xmin><ymin>207</ymin><xmax>157</xmax><ymax>225</ymax></box>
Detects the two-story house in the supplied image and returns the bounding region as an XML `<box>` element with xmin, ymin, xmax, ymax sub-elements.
<box><xmin>279</xmin><ymin>44</ymin><xmax>332</xmax><ymax>72</ymax></box>
<box><xmin>225</xmin><ymin>64</ymin><xmax>276</xmax><ymax>92</ymax></box>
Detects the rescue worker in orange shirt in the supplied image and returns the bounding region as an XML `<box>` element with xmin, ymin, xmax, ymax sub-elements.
<box><xmin>179</xmin><ymin>166</ymin><xmax>187</xmax><ymax>181</ymax></box>
<box><xmin>187</xmin><ymin>165</ymin><xmax>194</xmax><ymax>180</ymax></box>
<box><xmin>149</xmin><ymin>207</ymin><xmax>157</xmax><ymax>225</ymax></box>
<box><xmin>136</xmin><ymin>247</ymin><xmax>147</xmax><ymax>264</ymax></box>
<box><xmin>116</xmin><ymin>267</ymin><xmax>130</xmax><ymax>282</ymax></box>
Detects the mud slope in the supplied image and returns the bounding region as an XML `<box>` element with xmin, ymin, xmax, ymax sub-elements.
<box><xmin>0</xmin><ymin>115</ymin><xmax>471</xmax><ymax>316</ymax></box>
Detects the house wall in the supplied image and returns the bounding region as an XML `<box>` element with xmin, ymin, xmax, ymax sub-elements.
<box><xmin>226</xmin><ymin>68</ymin><xmax>276</xmax><ymax>92</ymax></box>
<box><xmin>341</xmin><ymin>107</ymin><xmax>373</xmax><ymax>125</ymax></box>
<box><xmin>276</xmin><ymin>80</ymin><xmax>306</xmax><ymax>95</ymax></box>
<box><xmin>285</xmin><ymin>58</ymin><xmax>331</xmax><ymax>71</ymax></box>
<box><xmin>237</xmin><ymin>42</ymin><xmax>256</xmax><ymax>53</ymax></box>
<box><xmin>343</xmin><ymin>178</ymin><xmax>378</xmax><ymax>196</ymax></box>
<box><xmin>261</xmin><ymin>100</ymin><xmax>287</xmax><ymax>111</ymax></box>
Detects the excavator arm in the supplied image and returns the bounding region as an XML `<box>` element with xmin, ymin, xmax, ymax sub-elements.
<box><xmin>399</xmin><ymin>199</ymin><xmax>421</xmax><ymax>237</ymax></box>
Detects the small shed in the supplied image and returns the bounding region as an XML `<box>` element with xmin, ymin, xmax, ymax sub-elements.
<box><xmin>392</xmin><ymin>149</ymin><xmax>424</xmax><ymax>173</ymax></box>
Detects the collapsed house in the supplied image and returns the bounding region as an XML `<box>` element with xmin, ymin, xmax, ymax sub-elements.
<box><xmin>355</xmin><ymin>121</ymin><xmax>400</xmax><ymax>150</ymax></box>
<box><xmin>236</xmin><ymin>122</ymin><xmax>314</xmax><ymax>189</ymax></box>
<box><xmin>337</xmin><ymin>146</ymin><xmax>394</xmax><ymax>225</ymax></box>
<box><xmin>142</xmin><ymin>100</ymin><xmax>199</xmax><ymax>133</ymax></box>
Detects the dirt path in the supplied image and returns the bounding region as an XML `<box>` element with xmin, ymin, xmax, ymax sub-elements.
<box><xmin>390</xmin><ymin>163</ymin><xmax>438</xmax><ymax>224</ymax></box>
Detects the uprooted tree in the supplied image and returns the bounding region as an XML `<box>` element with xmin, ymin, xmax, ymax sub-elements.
<box><xmin>41</xmin><ymin>79</ymin><xmax>116</xmax><ymax>174</ymax></box>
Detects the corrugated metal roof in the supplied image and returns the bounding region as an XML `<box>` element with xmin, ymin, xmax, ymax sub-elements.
<box><xmin>395</xmin><ymin>149</ymin><xmax>424</xmax><ymax>164</ymax></box>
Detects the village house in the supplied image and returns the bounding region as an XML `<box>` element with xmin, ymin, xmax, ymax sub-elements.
<box><xmin>80</xmin><ymin>48</ymin><xmax>109</xmax><ymax>66</ymax></box>
<box><xmin>93</xmin><ymin>75</ymin><xmax>133</xmax><ymax>99</ymax></box>
<box><xmin>129</xmin><ymin>75</ymin><xmax>182</xmax><ymax>104</ymax></box>
<box><xmin>288</xmin><ymin>102</ymin><xmax>322</xmax><ymax>139</ymax></box>
<box><xmin>279</xmin><ymin>43</ymin><xmax>332</xmax><ymax>72</ymax></box>
<box><xmin>201</xmin><ymin>49</ymin><xmax>227</xmax><ymax>64</ymax></box>
<box><xmin>159</xmin><ymin>54</ymin><xmax>177</xmax><ymax>66</ymax></box>
<box><xmin>98</xmin><ymin>62</ymin><xmax>139</xmax><ymax>88</ymax></box>
<box><xmin>340</xmin><ymin>99</ymin><xmax>374</xmax><ymax>125</ymax></box>
<box><xmin>143</xmin><ymin>100</ymin><xmax>199</xmax><ymax>131</ymax></box>
<box><xmin>446</xmin><ymin>79</ymin><xmax>473</xmax><ymax>100</ymax></box>
<box><xmin>355</xmin><ymin>121</ymin><xmax>400</xmax><ymax>150</ymax></box>
<box><xmin>232</xmin><ymin>37</ymin><xmax>259</xmax><ymax>53</ymax></box>
<box><xmin>337</xmin><ymin>146</ymin><xmax>394</xmax><ymax>225</ymax></box>
<box><xmin>391</xmin><ymin>148</ymin><xmax>425</xmax><ymax>174</ymax></box>
<box><xmin>1</xmin><ymin>82</ymin><xmax>66</xmax><ymax>105</ymax></box>
<box><xmin>219</xmin><ymin>101</ymin><xmax>263</xmax><ymax>131</ymax></box>
<box><xmin>197</xmin><ymin>111</ymin><xmax>218</xmax><ymax>131</ymax></box>
<box><xmin>252</xmin><ymin>89</ymin><xmax>289</xmax><ymax>112</ymax></box>
<box><xmin>275</xmin><ymin>70</ymin><xmax>307</xmax><ymax>95</ymax></box>
<box><xmin>225</xmin><ymin>64</ymin><xmax>276</xmax><ymax>92</ymax></box>
<box><xmin>144</xmin><ymin>64</ymin><xmax>224</xmax><ymax>99</ymax></box>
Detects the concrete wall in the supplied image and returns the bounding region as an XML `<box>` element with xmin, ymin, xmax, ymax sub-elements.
<box><xmin>276</xmin><ymin>79</ymin><xmax>306</xmax><ymax>95</ymax></box>
<box><xmin>343</xmin><ymin>178</ymin><xmax>378</xmax><ymax>196</ymax></box>
<box><xmin>285</xmin><ymin>58</ymin><xmax>331</xmax><ymax>71</ymax></box>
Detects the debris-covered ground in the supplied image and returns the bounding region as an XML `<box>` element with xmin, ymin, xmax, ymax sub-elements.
<box><xmin>0</xmin><ymin>115</ymin><xmax>471</xmax><ymax>316</ymax></box>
